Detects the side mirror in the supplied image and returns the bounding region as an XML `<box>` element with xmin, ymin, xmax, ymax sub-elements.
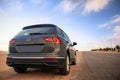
<box><xmin>73</xmin><ymin>42</ymin><xmax>77</xmax><ymax>46</ymax></box>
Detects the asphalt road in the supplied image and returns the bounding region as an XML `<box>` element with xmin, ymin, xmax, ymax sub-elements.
<box><xmin>0</xmin><ymin>51</ymin><xmax>120</xmax><ymax>80</ymax></box>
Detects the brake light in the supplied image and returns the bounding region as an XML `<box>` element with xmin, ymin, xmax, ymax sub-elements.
<box><xmin>9</xmin><ymin>39</ymin><xmax>16</xmax><ymax>45</ymax></box>
<box><xmin>44</xmin><ymin>37</ymin><xmax>62</xmax><ymax>44</ymax></box>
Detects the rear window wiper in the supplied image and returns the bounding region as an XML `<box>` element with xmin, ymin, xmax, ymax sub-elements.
<box><xmin>29</xmin><ymin>33</ymin><xmax>48</xmax><ymax>35</ymax></box>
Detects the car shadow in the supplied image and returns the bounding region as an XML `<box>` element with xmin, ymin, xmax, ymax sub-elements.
<box><xmin>26</xmin><ymin>68</ymin><xmax>60</xmax><ymax>75</ymax></box>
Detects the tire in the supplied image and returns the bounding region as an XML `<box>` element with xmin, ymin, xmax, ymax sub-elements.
<box><xmin>13</xmin><ymin>66</ymin><xmax>27</xmax><ymax>73</ymax></box>
<box><xmin>60</xmin><ymin>55</ymin><xmax>70</xmax><ymax>75</ymax></box>
<box><xmin>72</xmin><ymin>55</ymin><xmax>76</xmax><ymax>65</ymax></box>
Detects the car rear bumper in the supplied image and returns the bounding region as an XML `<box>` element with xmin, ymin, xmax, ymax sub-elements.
<box><xmin>6</xmin><ymin>56</ymin><xmax>65</xmax><ymax>68</ymax></box>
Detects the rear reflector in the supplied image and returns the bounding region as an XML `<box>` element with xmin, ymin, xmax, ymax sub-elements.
<box><xmin>9</xmin><ymin>39</ymin><xmax>16</xmax><ymax>45</ymax></box>
<box><xmin>44</xmin><ymin>37</ymin><xmax>62</xmax><ymax>44</ymax></box>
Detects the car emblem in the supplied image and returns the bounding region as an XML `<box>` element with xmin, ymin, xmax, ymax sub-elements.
<box><xmin>26</xmin><ymin>38</ymin><xmax>31</xmax><ymax>41</ymax></box>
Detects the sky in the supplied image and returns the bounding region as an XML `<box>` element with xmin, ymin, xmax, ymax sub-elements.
<box><xmin>0</xmin><ymin>0</ymin><xmax>120</xmax><ymax>51</ymax></box>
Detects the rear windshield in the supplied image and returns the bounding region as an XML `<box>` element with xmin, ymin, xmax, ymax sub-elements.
<box><xmin>17</xmin><ymin>27</ymin><xmax>55</xmax><ymax>36</ymax></box>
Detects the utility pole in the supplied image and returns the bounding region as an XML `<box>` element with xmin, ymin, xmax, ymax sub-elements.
<box><xmin>107</xmin><ymin>39</ymin><xmax>113</xmax><ymax>51</ymax></box>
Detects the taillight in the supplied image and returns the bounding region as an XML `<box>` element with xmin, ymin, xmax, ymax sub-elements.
<box><xmin>9</xmin><ymin>39</ymin><xmax>16</xmax><ymax>45</ymax></box>
<box><xmin>44</xmin><ymin>37</ymin><xmax>62</xmax><ymax>44</ymax></box>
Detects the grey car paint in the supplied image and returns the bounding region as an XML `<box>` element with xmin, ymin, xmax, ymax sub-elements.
<box><xmin>6</xmin><ymin>24</ymin><xmax>77</xmax><ymax>75</ymax></box>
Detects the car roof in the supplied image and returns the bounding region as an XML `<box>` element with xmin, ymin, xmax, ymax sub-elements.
<box><xmin>23</xmin><ymin>24</ymin><xmax>57</xmax><ymax>30</ymax></box>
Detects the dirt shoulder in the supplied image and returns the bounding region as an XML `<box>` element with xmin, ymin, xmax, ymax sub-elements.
<box><xmin>0</xmin><ymin>51</ymin><xmax>11</xmax><ymax>72</ymax></box>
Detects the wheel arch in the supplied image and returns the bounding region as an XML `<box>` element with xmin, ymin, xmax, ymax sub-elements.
<box><xmin>66</xmin><ymin>49</ymin><xmax>71</xmax><ymax>62</ymax></box>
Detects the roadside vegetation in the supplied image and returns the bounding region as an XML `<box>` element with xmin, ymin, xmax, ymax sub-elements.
<box><xmin>91</xmin><ymin>45</ymin><xmax>120</xmax><ymax>52</ymax></box>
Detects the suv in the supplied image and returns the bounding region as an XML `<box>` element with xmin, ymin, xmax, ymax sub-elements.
<box><xmin>6</xmin><ymin>24</ymin><xmax>77</xmax><ymax>75</ymax></box>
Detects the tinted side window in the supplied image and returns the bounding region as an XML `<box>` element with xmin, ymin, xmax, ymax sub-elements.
<box><xmin>58</xmin><ymin>28</ymin><xmax>72</xmax><ymax>43</ymax></box>
<box><xmin>62</xmin><ymin>31</ymin><xmax>72</xmax><ymax>43</ymax></box>
<box><xmin>58</xmin><ymin>28</ymin><xmax>65</xmax><ymax>38</ymax></box>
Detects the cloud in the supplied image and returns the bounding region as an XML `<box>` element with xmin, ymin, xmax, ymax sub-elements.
<box><xmin>99</xmin><ymin>14</ymin><xmax>120</xmax><ymax>28</ymax></box>
<box><xmin>8</xmin><ymin>0</ymin><xmax>24</xmax><ymax>11</ymax></box>
<box><xmin>83</xmin><ymin>0</ymin><xmax>111</xmax><ymax>15</ymax></box>
<box><xmin>112</xmin><ymin>15</ymin><xmax>120</xmax><ymax>24</ymax></box>
<box><xmin>57</xmin><ymin>0</ymin><xmax>111</xmax><ymax>15</ymax></box>
<box><xmin>114</xmin><ymin>25</ymin><xmax>120</xmax><ymax>32</ymax></box>
<box><xmin>31</xmin><ymin>0</ymin><xmax>44</xmax><ymax>5</ymax></box>
<box><xmin>0</xmin><ymin>0</ymin><xmax>24</xmax><ymax>12</ymax></box>
<box><xmin>57</xmin><ymin>0</ymin><xmax>84</xmax><ymax>13</ymax></box>
<box><xmin>99</xmin><ymin>14</ymin><xmax>120</xmax><ymax>45</ymax></box>
<box><xmin>107</xmin><ymin>25</ymin><xmax>120</xmax><ymax>45</ymax></box>
<box><xmin>112</xmin><ymin>25</ymin><xmax>120</xmax><ymax>41</ymax></box>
